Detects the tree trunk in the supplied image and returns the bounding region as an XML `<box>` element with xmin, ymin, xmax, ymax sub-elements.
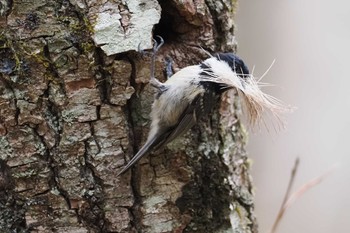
<box><xmin>0</xmin><ymin>0</ymin><xmax>257</xmax><ymax>232</ymax></box>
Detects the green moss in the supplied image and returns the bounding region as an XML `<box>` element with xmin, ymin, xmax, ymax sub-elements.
<box><xmin>3</xmin><ymin>39</ymin><xmax>21</xmax><ymax>71</ymax></box>
<box><xmin>0</xmin><ymin>136</ymin><xmax>13</xmax><ymax>160</ymax></box>
<box><xmin>29</xmin><ymin>48</ymin><xmax>50</xmax><ymax>68</ymax></box>
<box><xmin>58</xmin><ymin>14</ymin><xmax>94</xmax><ymax>35</ymax></box>
<box><xmin>82</xmin><ymin>16</ymin><xmax>95</xmax><ymax>34</ymax></box>
<box><xmin>12</xmin><ymin>169</ymin><xmax>37</xmax><ymax>178</ymax></box>
<box><xmin>80</xmin><ymin>41</ymin><xmax>95</xmax><ymax>54</ymax></box>
<box><xmin>0</xmin><ymin>34</ymin><xmax>48</xmax><ymax>76</ymax></box>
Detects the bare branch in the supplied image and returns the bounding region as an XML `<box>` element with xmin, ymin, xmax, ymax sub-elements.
<box><xmin>270</xmin><ymin>159</ymin><xmax>336</xmax><ymax>233</ymax></box>
<box><xmin>270</xmin><ymin>157</ymin><xmax>300</xmax><ymax>233</ymax></box>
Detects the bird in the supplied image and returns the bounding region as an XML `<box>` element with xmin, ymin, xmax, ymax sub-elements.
<box><xmin>117</xmin><ymin>37</ymin><xmax>284</xmax><ymax>176</ymax></box>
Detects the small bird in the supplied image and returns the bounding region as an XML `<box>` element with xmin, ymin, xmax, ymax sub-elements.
<box><xmin>117</xmin><ymin>37</ymin><xmax>284</xmax><ymax>176</ymax></box>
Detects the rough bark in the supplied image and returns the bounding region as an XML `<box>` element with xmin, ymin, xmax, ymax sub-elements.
<box><xmin>0</xmin><ymin>0</ymin><xmax>257</xmax><ymax>232</ymax></box>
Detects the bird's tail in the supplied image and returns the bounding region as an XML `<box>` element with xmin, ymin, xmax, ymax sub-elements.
<box><xmin>117</xmin><ymin>136</ymin><xmax>158</xmax><ymax>176</ymax></box>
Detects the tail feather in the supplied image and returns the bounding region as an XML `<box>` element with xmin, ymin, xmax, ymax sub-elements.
<box><xmin>117</xmin><ymin>136</ymin><xmax>158</xmax><ymax>176</ymax></box>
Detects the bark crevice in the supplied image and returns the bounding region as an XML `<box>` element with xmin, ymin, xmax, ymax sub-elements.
<box><xmin>0</xmin><ymin>0</ymin><xmax>257</xmax><ymax>232</ymax></box>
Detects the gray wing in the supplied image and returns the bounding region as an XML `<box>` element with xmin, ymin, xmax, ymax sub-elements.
<box><xmin>153</xmin><ymin>105</ymin><xmax>198</xmax><ymax>151</ymax></box>
<box><xmin>117</xmin><ymin>96</ymin><xmax>200</xmax><ymax>176</ymax></box>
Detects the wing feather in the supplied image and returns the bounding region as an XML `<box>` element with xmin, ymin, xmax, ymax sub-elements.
<box><xmin>117</xmin><ymin>95</ymin><xmax>200</xmax><ymax>176</ymax></box>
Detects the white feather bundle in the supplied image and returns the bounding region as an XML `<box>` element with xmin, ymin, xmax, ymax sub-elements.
<box><xmin>202</xmin><ymin>57</ymin><xmax>290</xmax><ymax>129</ymax></box>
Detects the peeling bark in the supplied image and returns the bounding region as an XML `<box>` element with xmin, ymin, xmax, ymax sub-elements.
<box><xmin>0</xmin><ymin>0</ymin><xmax>257</xmax><ymax>232</ymax></box>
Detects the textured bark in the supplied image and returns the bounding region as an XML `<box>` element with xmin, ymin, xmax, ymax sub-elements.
<box><xmin>0</xmin><ymin>0</ymin><xmax>257</xmax><ymax>232</ymax></box>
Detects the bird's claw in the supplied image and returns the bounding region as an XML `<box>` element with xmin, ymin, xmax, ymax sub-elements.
<box><xmin>138</xmin><ymin>35</ymin><xmax>164</xmax><ymax>58</ymax></box>
<box><xmin>152</xmin><ymin>35</ymin><xmax>164</xmax><ymax>55</ymax></box>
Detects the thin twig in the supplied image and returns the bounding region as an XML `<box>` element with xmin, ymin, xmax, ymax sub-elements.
<box><xmin>270</xmin><ymin>160</ymin><xmax>337</xmax><ymax>233</ymax></box>
<box><xmin>283</xmin><ymin>165</ymin><xmax>337</xmax><ymax>210</ymax></box>
<box><xmin>270</xmin><ymin>157</ymin><xmax>300</xmax><ymax>233</ymax></box>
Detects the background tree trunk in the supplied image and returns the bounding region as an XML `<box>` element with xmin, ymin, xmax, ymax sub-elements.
<box><xmin>0</xmin><ymin>0</ymin><xmax>257</xmax><ymax>232</ymax></box>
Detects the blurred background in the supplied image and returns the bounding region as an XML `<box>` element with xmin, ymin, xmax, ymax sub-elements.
<box><xmin>236</xmin><ymin>0</ymin><xmax>350</xmax><ymax>232</ymax></box>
